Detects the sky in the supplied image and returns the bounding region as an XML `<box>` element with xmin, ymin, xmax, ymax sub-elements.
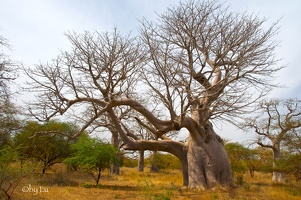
<box><xmin>1</xmin><ymin>0</ymin><xmax>301</xmax><ymax>143</ymax></box>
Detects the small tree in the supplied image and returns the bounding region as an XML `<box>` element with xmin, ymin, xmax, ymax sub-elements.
<box><xmin>225</xmin><ymin>142</ymin><xmax>264</xmax><ymax>177</ymax></box>
<box><xmin>64</xmin><ymin>134</ymin><xmax>119</xmax><ymax>185</ymax></box>
<box><xmin>15</xmin><ymin>121</ymin><xmax>78</xmax><ymax>173</ymax></box>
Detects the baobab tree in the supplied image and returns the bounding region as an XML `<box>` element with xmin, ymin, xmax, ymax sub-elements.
<box><xmin>24</xmin><ymin>0</ymin><xmax>282</xmax><ymax>189</ymax></box>
<box><xmin>244</xmin><ymin>98</ymin><xmax>301</xmax><ymax>183</ymax></box>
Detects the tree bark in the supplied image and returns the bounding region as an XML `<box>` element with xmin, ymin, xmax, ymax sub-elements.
<box><xmin>111</xmin><ymin>130</ymin><xmax>120</xmax><ymax>175</ymax></box>
<box><xmin>42</xmin><ymin>161</ymin><xmax>47</xmax><ymax>174</ymax></box>
<box><xmin>249</xmin><ymin>166</ymin><xmax>255</xmax><ymax>178</ymax></box>
<box><xmin>181</xmin><ymin>150</ymin><xmax>189</xmax><ymax>186</ymax></box>
<box><xmin>96</xmin><ymin>169</ymin><xmax>101</xmax><ymax>185</ymax></box>
<box><xmin>272</xmin><ymin>144</ymin><xmax>284</xmax><ymax>183</ymax></box>
<box><xmin>137</xmin><ymin>150</ymin><xmax>144</xmax><ymax>172</ymax></box>
<box><xmin>187</xmin><ymin>124</ymin><xmax>234</xmax><ymax>189</ymax></box>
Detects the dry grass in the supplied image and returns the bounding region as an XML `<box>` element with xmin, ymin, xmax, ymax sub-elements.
<box><xmin>10</xmin><ymin>166</ymin><xmax>301</xmax><ymax>200</ymax></box>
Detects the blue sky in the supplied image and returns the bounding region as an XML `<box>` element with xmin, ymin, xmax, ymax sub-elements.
<box><xmin>1</xmin><ymin>0</ymin><xmax>301</xmax><ymax>143</ymax></box>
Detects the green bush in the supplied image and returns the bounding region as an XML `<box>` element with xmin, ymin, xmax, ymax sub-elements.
<box><xmin>122</xmin><ymin>156</ymin><xmax>137</xmax><ymax>168</ymax></box>
<box><xmin>64</xmin><ymin>134</ymin><xmax>119</xmax><ymax>185</ymax></box>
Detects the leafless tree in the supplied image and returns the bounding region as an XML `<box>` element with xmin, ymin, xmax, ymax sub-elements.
<box><xmin>0</xmin><ymin>35</ymin><xmax>21</xmax><ymax>148</ymax></box>
<box><xmin>244</xmin><ymin>98</ymin><xmax>301</xmax><ymax>183</ymax></box>
<box><xmin>0</xmin><ymin>35</ymin><xmax>18</xmax><ymax>99</ymax></box>
<box><xmin>24</xmin><ymin>0</ymin><xmax>282</xmax><ymax>189</ymax></box>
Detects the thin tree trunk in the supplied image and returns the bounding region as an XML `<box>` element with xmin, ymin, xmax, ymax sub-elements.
<box><xmin>249</xmin><ymin>167</ymin><xmax>255</xmax><ymax>178</ymax></box>
<box><xmin>111</xmin><ymin>130</ymin><xmax>120</xmax><ymax>175</ymax></box>
<box><xmin>137</xmin><ymin>150</ymin><xmax>144</xmax><ymax>172</ymax></box>
<box><xmin>42</xmin><ymin>161</ymin><xmax>47</xmax><ymax>174</ymax></box>
<box><xmin>96</xmin><ymin>169</ymin><xmax>101</xmax><ymax>185</ymax></box>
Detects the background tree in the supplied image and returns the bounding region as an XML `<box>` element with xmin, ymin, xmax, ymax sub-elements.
<box><xmin>0</xmin><ymin>35</ymin><xmax>18</xmax><ymax>99</ymax></box>
<box><xmin>14</xmin><ymin>121</ymin><xmax>78</xmax><ymax>173</ymax></box>
<box><xmin>244</xmin><ymin>98</ymin><xmax>301</xmax><ymax>183</ymax></box>
<box><xmin>0</xmin><ymin>35</ymin><xmax>21</xmax><ymax>148</ymax></box>
<box><xmin>24</xmin><ymin>0</ymin><xmax>282</xmax><ymax>189</ymax></box>
<box><xmin>64</xmin><ymin>134</ymin><xmax>119</xmax><ymax>185</ymax></box>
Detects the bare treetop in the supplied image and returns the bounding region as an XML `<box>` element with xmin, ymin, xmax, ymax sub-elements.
<box><xmin>0</xmin><ymin>35</ymin><xmax>18</xmax><ymax>99</ymax></box>
<box><xmin>140</xmin><ymin>0</ymin><xmax>282</xmax><ymax>125</ymax></box>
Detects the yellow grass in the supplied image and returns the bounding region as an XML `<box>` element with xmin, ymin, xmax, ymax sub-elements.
<box><xmin>10</xmin><ymin>166</ymin><xmax>301</xmax><ymax>200</ymax></box>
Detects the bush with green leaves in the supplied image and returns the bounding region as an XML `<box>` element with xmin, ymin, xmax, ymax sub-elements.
<box><xmin>64</xmin><ymin>134</ymin><xmax>119</xmax><ymax>185</ymax></box>
<box><xmin>225</xmin><ymin>142</ymin><xmax>272</xmax><ymax>177</ymax></box>
<box><xmin>225</xmin><ymin>143</ymin><xmax>249</xmax><ymax>174</ymax></box>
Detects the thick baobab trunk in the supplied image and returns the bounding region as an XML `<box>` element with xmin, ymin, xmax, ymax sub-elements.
<box><xmin>187</xmin><ymin>123</ymin><xmax>234</xmax><ymax>189</ymax></box>
<box><xmin>272</xmin><ymin>144</ymin><xmax>284</xmax><ymax>183</ymax></box>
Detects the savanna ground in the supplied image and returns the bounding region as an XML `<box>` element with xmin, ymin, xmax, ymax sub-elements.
<box><xmin>11</xmin><ymin>165</ymin><xmax>301</xmax><ymax>200</ymax></box>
